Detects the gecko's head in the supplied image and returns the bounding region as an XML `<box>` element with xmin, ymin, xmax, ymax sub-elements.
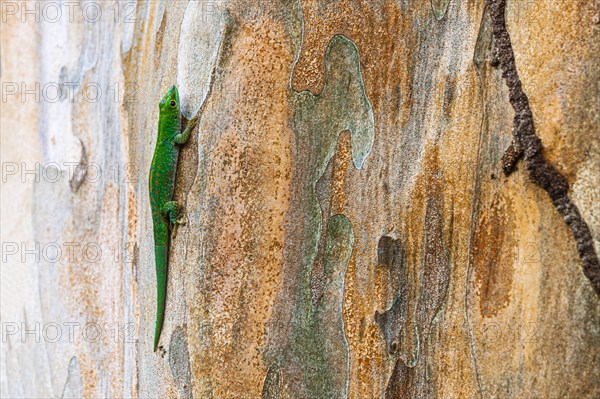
<box><xmin>159</xmin><ymin>85</ymin><xmax>180</xmax><ymax>116</ymax></box>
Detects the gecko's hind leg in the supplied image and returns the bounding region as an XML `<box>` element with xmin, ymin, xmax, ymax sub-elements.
<box><xmin>161</xmin><ymin>201</ymin><xmax>186</xmax><ymax>225</ymax></box>
<box><xmin>162</xmin><ymin>201</ymin><xmax>186</xmax><ymax>236</ymax></box>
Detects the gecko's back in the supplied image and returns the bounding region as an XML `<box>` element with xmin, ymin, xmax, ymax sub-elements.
<box><xmin>148</xmin><ymin>85</ymin><xmax>183</xmax><ymax>351</ymax></box>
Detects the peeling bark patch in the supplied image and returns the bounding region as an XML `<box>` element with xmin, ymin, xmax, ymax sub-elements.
<box><xmin>168</xmin><ymin>326</ymin><xmax>193</xmax><ymax>399</ymax></box>
<box><xmin>387</xmin><ymin>195</ymin><xmax>449</xmax><ymax>398</ymax></box>
<box><xmin>375</xmin><ymin>294</ymin><xmax>406</xmax><ymax>356</ymax></box>
<box><xmin>471</xmin><ymin>194</ymin><xmax>513</xmax><ymax>317</ymax></box>
<box><xmin>489</xmin><ymin>0</ymin><xmax>600</xmax><ymax>294</ymax></box>
<box><xmin>416</xmin><ymin>196</ymin><xmax>450</xmax><ymax>337</ymax></box>
<box><xmin>385</xmin><ymin>359</ymin><xmax>411</xmax><ymax>399</ymax></box>
<box><xmin>377</xmin><ymin>235</ymin><xmax>402</xmax><ymax>270</ymax></box>
<box><xmin>375</xmin><ymin>236</ymin><xmax>408</xmax><ymax>355</ymax></box>
<box><xmin>378</xmin><ymin>188</ymin><xmax>450</xmax><ymax>398</ymax></box>
<box><xmin>261</xmin><ymin>363</ymin><xmax>282</xmax><ymax>399</ymax></box>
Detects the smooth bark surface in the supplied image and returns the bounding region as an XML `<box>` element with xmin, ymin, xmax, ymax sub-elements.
<box><xmin>1</xmin><ymin>1</ymin><xmax>598</xmax><ymax>398</ymax></box>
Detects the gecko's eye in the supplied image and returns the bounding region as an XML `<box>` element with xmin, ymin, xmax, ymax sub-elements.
<box><xmin>170</xmin><ymin>100</ymin><xmax>176</xmax><ymax>107</ymax></box>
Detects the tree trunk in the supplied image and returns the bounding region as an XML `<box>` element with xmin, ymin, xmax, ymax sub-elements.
<box><xmin>1</xmin><ymin>1</ymin><xmax>598</xmax><ymax>398</ymax></box>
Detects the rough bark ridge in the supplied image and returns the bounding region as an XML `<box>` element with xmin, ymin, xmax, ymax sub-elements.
<box><xmin>489</xmin><ymin>0</ymin><xmax>600</xmax><ymax>295</ymax></box>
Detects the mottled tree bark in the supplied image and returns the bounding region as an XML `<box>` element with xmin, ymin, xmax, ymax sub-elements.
<box><xmin>1</xmin><ymin>1</ymin><xmax>598</xmax><ymax>398</ymax></box>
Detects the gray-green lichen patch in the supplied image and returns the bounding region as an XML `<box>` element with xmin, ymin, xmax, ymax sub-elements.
<box><xmin>314</xmin><ymin>214</ymin><xmax>354</xmax><ymax>395</ymax></box>
<box><xmin>168</xmin><ymin>326</ymin><xmax>193</xmax><ymax>399</ymax></box>
<box><xmin>431</xmin><ymin>0</ymin><xmax>451</xmax><ymax>21</ymax></box>
<box><xmin>261</xmin><ymin>363</ymin><xmax>282</xmax><ymax>399</ymax></box>
<box><xmin>282</xmin><ymin>215</ymin><xmax>354</xmax><ymax>399</ymax></box>
<box><xmin>292</xmin><ymin>34</ymin><xmax>375</xmax><ymax>173</ymax></box>
<box><xmin>285</xmin><ymin>32</ymin><xmax>373</xmax><ymax>322</ymax></box>
<box><xmin>263</xmin><ymin>33</ymin><xmax>373</xmax><ymax>398</ymax></box>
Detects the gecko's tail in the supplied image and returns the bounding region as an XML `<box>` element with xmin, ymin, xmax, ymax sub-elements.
<box><xmin>154</xmin><ymin>244</ymin><xmax>168</xmax><ymax>352</ymax></box>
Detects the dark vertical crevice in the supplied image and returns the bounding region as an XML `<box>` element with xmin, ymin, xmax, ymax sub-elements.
<box><xmin>488</xmin><ymin>0</ymin><xmax>600</xmax><ymax>295</ymax></box>
<box><xmin>377</xmin><ymin>191</ymin><xmax>450</xmax><ymax>398</ymax></box>
<box><xmin>375</xmin><ymin>236</ymin><xmax>408</xmax><ymax>356</ymax></box>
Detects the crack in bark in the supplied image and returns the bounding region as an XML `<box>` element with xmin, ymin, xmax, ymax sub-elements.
<box><xmin>69</xmin><ymin>139</ymin><xmax>87</xmax><ymax>193</ymax></box>
<box><xmin>489</xmin><ymin>0</ymin><xmax>600</xmax><ymax>295</ymax></box>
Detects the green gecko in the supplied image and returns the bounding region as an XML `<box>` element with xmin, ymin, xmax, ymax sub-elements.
<box><xmin>149</xmin><ymin>85</ymin><xmax>197</xmax><ymax>351</ymax></box>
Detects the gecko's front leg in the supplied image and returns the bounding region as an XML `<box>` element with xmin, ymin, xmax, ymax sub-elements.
<box><xmin>174</xmin><ymin>114</ymin><xmax>199</xmax><ymax>145</ymax></box>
